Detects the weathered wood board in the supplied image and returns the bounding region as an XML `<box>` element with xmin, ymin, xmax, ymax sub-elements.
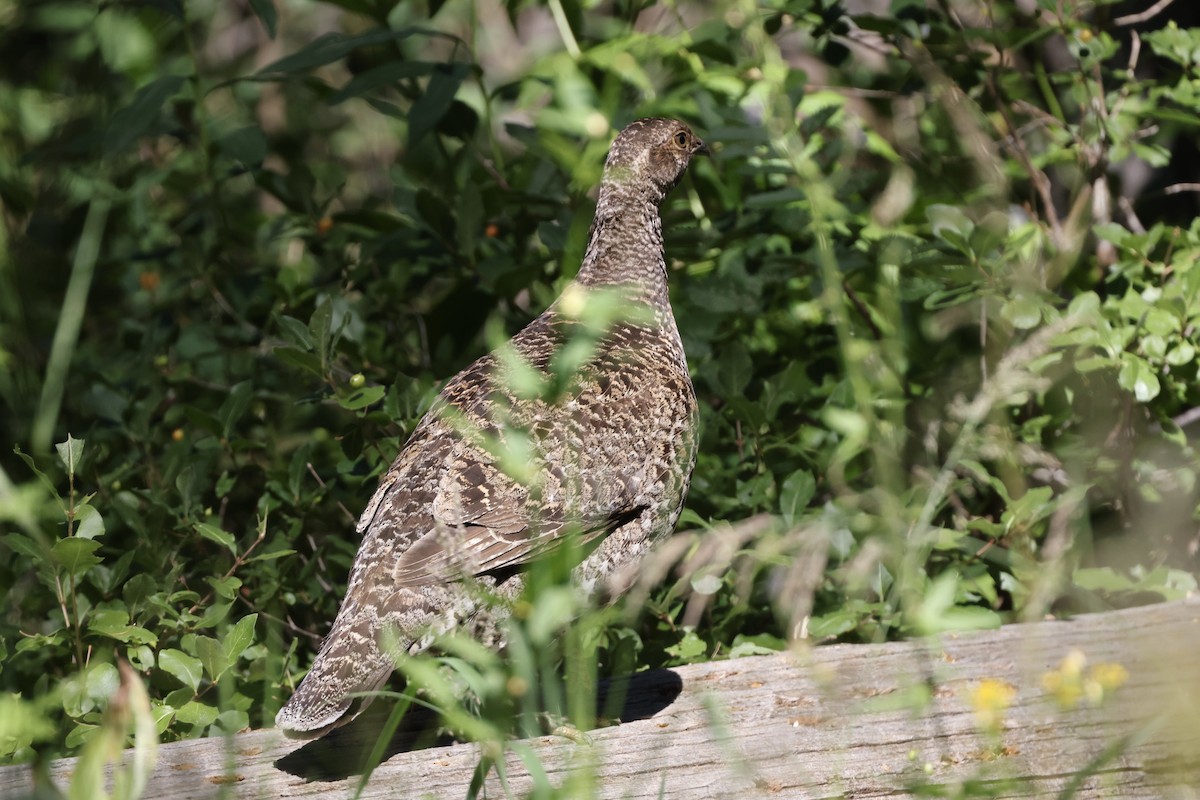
<box><xmin>3</xmin><ymin>597</ymin><xmax>1198</xmax><ymax>799</ymax></box>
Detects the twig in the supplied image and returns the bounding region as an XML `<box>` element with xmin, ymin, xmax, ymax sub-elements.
<box><xmin>805</xmin><ymin>84</ymin><xmax>903</xmax><ymax>100</ymax></box>
<box><xmin>841</xmin><ymin>279</ymin><xmax>883</xmax><ymax>341</ymax></box>
<box><xmin>1173</xmin><ymin>407</ymin><xmax>1200</xmax><ymax>429</ymax></box>
<box><xmin>985</xmin><ymin>72</ymin><xmax>1061</xmax><ymax>236</ymax></box>
<box><xmin>307</xmin><ymin>462</ymin><xmax>358</xmax><ymax>524</ymax></box>
<box><xmin>237</xmin><ymin>595</ymin><xmax>322</xmax><ymax>642</ymax></box>
<box><xmin>305</xmin><ymin>533</ymin><xmax>335</xmax><ymax>593</ymax></box>
<box><xmin>1118</xmin><ymin>196</ymin><xmax>1146</xmax><ymax>234</ymax></box>
<box><xmin>1109</xmin><ymin>31</ymin><xmax>1142</xmax><ymax>127</ymax></box>
<box><xmin>1114</xmin><ymin>0</ymin><xmax>1177</xmax><ymax>26</ymax></box>
<box><xmin>185</xmin><ymin>511</ymin><xmax>271</xmax><ymax>616</ymax></box>
<box><xmin>474</xmin><ymin>155</ymin><xmax>512</xmax><ymax>192</ymax></box>
<box><xmin>1164</xmin><ymin>183</ymin><xmax>1200</xmax><ymax>195</ymax></box>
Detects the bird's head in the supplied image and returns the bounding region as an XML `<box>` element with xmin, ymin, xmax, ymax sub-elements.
<box><xmin>600</xmin><ymin>118</ymin><xmax>708</xmax><ymax>202</ymax></box>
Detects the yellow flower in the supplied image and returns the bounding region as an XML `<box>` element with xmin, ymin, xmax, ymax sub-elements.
<box><xmin>1085</xmin><ymin>662</ymin><xmax>1129</xmax><ymax>705</ymax></box>
<box><xmin>1042</xmin><ymin>649</ymin><xmax>1087</xmax><ymax>710</ymax></box>
<box><xmin>1042</xmin><ymin>650</ymin><xmax>1128</xmax><ymax>710</ymax></box>
<box><xmin>970</xmin><ymin>678</ymin><xmax>1016</xmax><ymax>733</ymax></box>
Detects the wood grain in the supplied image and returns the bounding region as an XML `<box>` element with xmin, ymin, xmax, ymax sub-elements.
<box><xmin>3</xmin><ymin>597</ymin><xmax>1198</xmax><ymax>799</ymax></box>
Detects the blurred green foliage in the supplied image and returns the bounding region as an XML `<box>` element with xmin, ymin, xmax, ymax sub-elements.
<box><xmin>1</xmin><ymin>0</ymin><xmax>1199</xmax><ymax>790</ymax></box>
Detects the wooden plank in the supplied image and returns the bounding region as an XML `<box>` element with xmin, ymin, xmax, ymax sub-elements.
<box><xmin>3</xmin><ymin>598</ymin><xmax>1198</xmax><ymax>799</ymax></box>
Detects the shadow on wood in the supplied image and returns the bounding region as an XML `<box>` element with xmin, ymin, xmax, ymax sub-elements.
<box><xmin>273</xmin><ymin>701</ymin><xmax>448</xmax><ymax>782</ymax></box>
<box><xmin>272</xmin><ymin>668</ymin><xmax>684</xmax><ymax>782</ymax></box>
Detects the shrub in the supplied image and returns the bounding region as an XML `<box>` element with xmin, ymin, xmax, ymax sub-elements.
<box><xmin>1</xmin><ymin>0</ymin><xmax>1197</xmax><ymax>781</ymax></box>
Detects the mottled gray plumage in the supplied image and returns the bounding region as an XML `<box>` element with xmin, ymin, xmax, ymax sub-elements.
<box><xmin>275</xmin><ymin>118</ymin><xmax>705</xmax><ymax>738</ymax></box>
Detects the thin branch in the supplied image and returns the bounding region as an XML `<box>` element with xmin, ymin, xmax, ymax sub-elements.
<box><xmin>307</xmin><ymin>462</ymin><xmax>358</xmax><ymax>524</ymax></box>
<box><xmin>1164</xmin><ymin>183</ymin><xmax>1200</xmax><ymax>195</ymax></box>
<box><xmin>805</xmin><ymin>84</ymin><xmax>904</xmax><ymax>100</ymax></box>
<box><xmin>1128</xmin><ymin>30</ymin><xmax>1141</xmax><ymax>74</ymax></box>
<box><xmin>841</xmin><ymin>279</ymin><xmax>883</xmax><ymax>341</ymax></box>
<box><xmin>185</xmin><ymin>511</ymin><xmax>271</xmax><ymax>617</ymax></box>
<box><xmin>1118</xmin><ymin>196</ymin><xmax>1146</xmax><ymax>234</ymax></box>
<box><xmin>990</xmin><ymin>79</ymin><xmax>1063</xmax><ymax>235</ymax></box>
<box><xmin>1114</xmin><ymin>0</ymin><xmax>1177</xmax><ymax>26</ymax></box>
<box><xmin>1173</xmin><ymin>407</ymin><xmax>1200</xmax><ymax>429</ymax></box>
<box><xmin>237</xmin><ymin>595</ymin><xmax>322</xmax><ymax>642</ymax></box>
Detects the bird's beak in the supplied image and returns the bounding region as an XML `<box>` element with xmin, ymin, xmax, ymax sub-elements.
<box><xmin>694</xmin><ymin>139</ymin><xmax>711</xmax><ymax>157</ymax></box>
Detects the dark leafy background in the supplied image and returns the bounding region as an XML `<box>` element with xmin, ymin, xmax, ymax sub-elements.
<box><xmin>1</xmin><ymin>0</ymin><xmax>1199</xmax><ymax>774</ymax></box>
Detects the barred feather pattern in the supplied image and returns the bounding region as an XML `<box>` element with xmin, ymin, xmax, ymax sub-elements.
<box><xmin>275</xmin><ymin>118</ymin><xmax>705</xmax><ymax>738</ymax></box>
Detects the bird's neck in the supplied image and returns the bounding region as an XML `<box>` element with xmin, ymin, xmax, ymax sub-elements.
<box><xmin>573</xmin><ymin>187</ymin><xmax>673</xmax><ymax>321</ymax></box>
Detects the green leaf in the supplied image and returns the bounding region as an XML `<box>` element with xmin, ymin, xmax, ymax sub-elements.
<box><xmin>1001</xmin><ymin>295</ymin><xmax>1043</xmax><ymax>330</ymax></box>
<box><xmin>664</xmin><ymin>629</ymin><xmax>708</xmax><ymax>663</ymax></box>
<box><xmin>407</xmin><ymin>62</ymin><xmax>469</xmax><ymax>149</ymax></box>
<box><xmin>329</xmin><ymin>61</ymin><xmax>436</xmax><ymax>105</ymax></box>
<box><xmin>805</xmin><ymin>610</ymin><xmax>860</xmax><ymax>639</ymax></box>
<box><xmin>1073</xmin><ymin>567</ymin><xmax>1135</xmax><ymax>592</ymax></box>
<box><xmin>690</xmin><ymin>573</ymin><xmax>722</xmax><ymax>595</ymax></box>
<box><xmin>86</xmin><ymin>663</ymin><xmax>120</xmax><ymax>703</ymax></box>
<box><xmin>728</xmin><ymin>640</ymin><xmax>783</xmax><ymax>658</ymax></box>
<box><xmin>87</xmin><ymin>608</ymin><xmax>128</xmax><ymax>638</ymax></box>
<box><xmin>64</xmin><ymin>723</ymin><xmax>99</xmax><ymax>750</ymax></box>
<box><xmin>1117</xmin><ymin>355</ymin><xmax>1160</xmax><ymax>402</ymax></box>
<box><xmin>276</xmin><ymin>315</ymin><xmax>314</xmax><ymax>349</ymax></box>
<box><xmin>87</xmin><ymin>610</ymin><xmax>157</xmax><ymax>646</ymax></box>
<box><xmin>16</xmin><ymin>631</ymin><xmax>66</xmax><ymax>655</ymax></box>
<box><xmin>12</xmin><ymin>445</ymin><xmax>61</xmax><ymax>502</ymax></box>
<box><xmin>779</xmin><ymin>469</ymin><xmax>816</xmax><ymax>526</ymax></box>
<box><xmin>912</xmin><ymin>571</ymin><xmax>1000</xmax><ymax>634</ymax></box>
<box><xmin>273</xmin><ymin>346</ymin><xmax>323</xmax><ymax>377</ymax></box>
<box><xmin>247</xmin><ymin>0</ymin><xmax>276</xmax><ymax>38</ymax></box>
<box><xmin>214</xmin><ymin>708</ymin><xmax>250</xmax><ymax>735</ymax></box>
<box><xmin>217</xmin><ymin>126</ymin><xmax>267</xmax><ymax>168</ymax></box>
<box><xmin>191</xmin><ymin>635</ymin><xmax>230</xmax><ymax>682</ymax></box>
<box><xmin>159</xmin><ymin>649</ymin><xmax>203</xmax><ymax>692</ymax></box>
<box><xmin>198</xmin><ymin>601</ymin><xmax>234</xmax><ymax>629</ymax></box>
<box><xmin>1166</xmin><ymin>342</ymin><xmax>1195</xmax><ymax>366</ymax></box>
<box><xmin>195</xmin><ymin>522</ymin><xmax>237</xmax><ymax>556</ymax></box>
<box><xmin>1067</xmin><ymin>291</ymin><xmax>1101</xmax><ymax>316</ymax></box>
<box><xmin>215</xmin><ymin>470</ymin><xmax>237</xmax><ymax>498</ymax></box>
<box><xmin>218</xmin><ymin>381</ymin><xmax>253</xmax><ymax>438</ymax></box>
<box><xmin>310</xmin><ymin>299</ymin><xmax>334</xmax><ymax>373</ymax></box>
<box><xmin>4</xmin><ymin>533</ymin><xmax>46</xmax><ymax>562</ymax></box>
<box><xmin>103</xmin><ymin>75</ymin><xmax>186</xmax><ymax>155</ymax></box>
<box><xmin>339</xmin><ymin>384</ymin><xmax>385</xmax><ymax>411</ymax></box>
<box><xmin>174</xmin><ymin>701</ymin><xmax>218</xmax><ymax>728</ymax></box>
<box><xmin>244</xmin><ymin>548</ymin><xmax>296</xmax><ymax>564</ymax></box>
<box><xmin>223</xmin><ymin>614</ymin><xmax>258</xmax><ymax>662</ymax></box>
<box><xmin>926</xmin><ymin>204</ymin><xmax>974</xmax><ymax>249</ymax></box>
<box><xmin>206</xmin><ymin>576</ymin><xmax>242</xmax><ymax>600</ymax></box>
<box><xmin>55</xmin><ymin>434</ymin><xmax>85</xmax><ymax>476</ymax></box>
<box><xmin>256</xmin><ymin>29</ymin><xmax>425</xmax><ymax>77</ymax></box>
<box><xmin>50</xmin><ymin>538</ymin><xmax>102</xmax><ymax>579</ymax></box>
<box><xmin>715</xmin><ymin>341</ymin><xmax>752</xmax><ymax>397</ymax></box>
<box><xmin>74</xmin><ymin>504</ymin><xmax>104</xmax><ymax>540</ymax></box>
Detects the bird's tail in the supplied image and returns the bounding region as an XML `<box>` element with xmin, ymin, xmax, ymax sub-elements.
<box><xmin>275</xmin><ymin>614</ymin><xmax>395</xmax><ymax>739</ymax></box>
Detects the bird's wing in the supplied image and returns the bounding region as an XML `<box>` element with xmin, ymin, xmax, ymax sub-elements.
<box><xmin>364</xmin><ymin>432</ymin><xmax>632</xmax><ymax>588</ymax></box>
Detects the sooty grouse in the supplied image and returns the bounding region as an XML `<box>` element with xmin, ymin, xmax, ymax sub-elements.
<box><xmin>276</xmin><ymin>118</ymin><xmax>706</xmax><ymax>738</ymax></box>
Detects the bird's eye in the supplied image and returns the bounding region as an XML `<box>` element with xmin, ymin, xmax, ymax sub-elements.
<box><xmin>673</xmin><ymin>131</ymin><xmax>689</xmax><ymax>148</ymax></box>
